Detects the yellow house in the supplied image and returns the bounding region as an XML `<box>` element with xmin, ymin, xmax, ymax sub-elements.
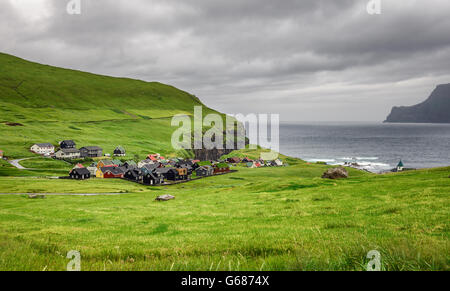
<box><xmin>96</xmin><ymin>168</ymin><xmax>105</xmax><ymax>178</ymax></box>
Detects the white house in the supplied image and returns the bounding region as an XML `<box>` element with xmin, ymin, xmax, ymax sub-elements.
<box><xmin>87</xmin><ymin>165</ymin><xmax>98</xmax><ymax>176</ymax></box>
<box><xmin>274</xmin><ymin>159</ymin><xmax>283</xmax><ymax>166</ymax></box>
<box><xmin>138</xmin><ymin>160</ymin><xmax>153</xmax><ymax>168</ymax></box>
<box><xmin>55</xmin><ymin>148</ymin><xmax>81</xmax><ymax>159</ymax></box>
<box><xmin>31</xmin><ymin>143</ymin><xmax>55</xmax><ymax>155</ymax></box>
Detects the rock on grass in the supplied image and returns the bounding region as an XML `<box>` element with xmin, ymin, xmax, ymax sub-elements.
<box><xmin>321</xmin><ymin>167</ymin><xmax>349</xmax><ymax>179</ymax></box>
<box><xmin>155</xmin><ymin>195</ymin><xmax>175</xmax><ymax>201</ymax></box>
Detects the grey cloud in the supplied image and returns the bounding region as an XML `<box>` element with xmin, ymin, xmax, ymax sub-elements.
<box><xmin>1</xmin><ymin>0</ymin><xmax>450</xmax><ymax>121</ymax></box>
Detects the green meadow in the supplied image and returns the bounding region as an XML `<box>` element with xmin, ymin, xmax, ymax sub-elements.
<box><xmin>0</xmin><ymin>157</ymin><xmax>448</xmax><ymax>271</ymax></box>
<box><xmin>0</xmin><ymin>52</ymin><xmax>222</xmax><ymax>159</ymax></box>
<box><xmin>0</xmin><ymin>53</ymin><xmax>448</xmax><ymax>271</ymax></box>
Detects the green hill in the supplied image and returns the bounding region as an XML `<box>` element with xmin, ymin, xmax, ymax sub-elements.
<box><xmin>0</xmin><ymin>53</ymin><xmax>222</xmax><ymax>158</ymax></box>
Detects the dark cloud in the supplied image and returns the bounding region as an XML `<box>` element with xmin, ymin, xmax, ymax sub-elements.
<box><xmin>1</xmin><ymin>0</ymin><xmax>450</xmax><ymax>121</ymax></box>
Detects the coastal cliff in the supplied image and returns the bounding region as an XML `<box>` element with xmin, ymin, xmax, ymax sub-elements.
<box><xmin>384</xmin><ymin>84</ymin><xmax>450</xmax><ymax>123</ymax></box>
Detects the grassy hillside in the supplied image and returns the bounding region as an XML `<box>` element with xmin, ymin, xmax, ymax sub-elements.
<box><xmin>0</xmin><ymin>160</ymin><xmax>448</xmax><ymax>270</ymax></box>
<box><xmin>0</xmin><ymin>52</ymin><xmax>221</xmax><ymax>158</ymax></box>
<box><xmin>0</xmin><ymin>53</ymin><xmax>448</xmax><ymax>271</ymax></box>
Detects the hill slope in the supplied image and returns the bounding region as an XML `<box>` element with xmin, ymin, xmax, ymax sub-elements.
<box><xmin>384</xmin><ymin>84</ymin><xmax>450</xmax><ymax>123</ymax></box>
<box><xmin>0</xmin><ymin>53</ymin><xmax>222</xmax><ymax>158</ymax></box>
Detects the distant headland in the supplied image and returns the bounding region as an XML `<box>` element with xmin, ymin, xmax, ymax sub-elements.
<box><xmin>384</xmin><ymin>83</ymin><xmax>450</xmax><ymax>123</ymax></box>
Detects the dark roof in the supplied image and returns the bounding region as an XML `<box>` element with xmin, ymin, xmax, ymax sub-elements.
<box><xmin>99</xmin><ymin>160</ymin><xmax>115</xmax><ymax>166</ymax></box>
<box><xmin>80</xmin><ymin>146</ymin><xmax>102</xmax><ymax>151</ymax></box>
<box><xmin>61</xmin><ymin>140</ymin><xmax>76</xmax><ymax>146</ymax></box>
<box><xmin>155</xmin><ymin>168</ymin><xmax>178</xmax><ymax>174</ymax></box>
<box><xmin>126</xmin><ymin>168</ymin><xmax>143</xmax><ymax>177</ymax></box>
<box><xmin>397</xmin><ymin>160</ymin><xmax>404</xmax><ymax>167</ymax></box>
<box><xmin>114</xmin><ymin>146</ymin><xmax>126</xmax><ymax>153</ymax></box>
<box><xmin>71</xmin><ymin>168</ymin><xmax>90</xmax><ymax>175</ymax></box>
<box><xmin>144</xmin><ymin>172</ymin><xmax>158</xmax><ymax>180</ymax></box>
<box><xmin>142</xmin><ymin>164</ymin><xmax>159</xmax><ymax>171</ymax></box>
<box><xmin>177</xmin><ymin>164</ymin><xmax>193</xmax><ymax>170</ymax></box>
<box><xmin>34</xmin><ymin>143</ymin><xmax>54</xmax><ymax>147</ymax></box>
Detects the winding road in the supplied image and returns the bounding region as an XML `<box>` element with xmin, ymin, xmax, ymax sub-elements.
<box><xmin>7</xmin><ymin>158</ymin><xmax>31</xmax><ymax>170</ymax></box>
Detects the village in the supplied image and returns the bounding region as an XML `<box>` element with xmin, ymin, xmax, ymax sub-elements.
<box><xmin>22</xmin><ymin>140</ymin><xmax>286</xmax><ymax>186</ymax></box>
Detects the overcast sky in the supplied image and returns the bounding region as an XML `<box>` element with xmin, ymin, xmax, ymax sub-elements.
<box><xmin>2</xmin><ymin>0</ymin><xmax>450</xmax><ymax>121</ymax></box>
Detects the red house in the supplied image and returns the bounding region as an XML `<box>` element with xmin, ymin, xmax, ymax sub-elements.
<box><xmin>101</xmin><ymin>167</ymin><xmax>125</xmax><ymax>179</ymax></box>
<box><xmin>213</xmin><ymin>163</ymin><xmax>230</xmax><ymax>174</ymax></box>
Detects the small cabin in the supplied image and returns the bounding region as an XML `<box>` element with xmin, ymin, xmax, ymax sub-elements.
<box><xmin>143</xmin><ymin>172</ymin><xmax>164</xmax><ymax>185</ymax></box>
<box><xmin>175</xmin><ymin>167</ymin><xmax>189</xmax><ymax>180</ymax></box>
<box><xmin>124</xmin><ymin>168</ymin><xmax>144</xmax><ymax>182</ymax></box>
<box><xmin>97</xmin><ymin>160</ymin><xmax>115</xmax><ymax>168</ymax></box>
<box><xmin>73</xmin><ymin>163</ymin><xmax>84</xmax><ymax>169</ymax></box>
<box><xmin>112</xmin><ymin>159</ymin><xmax>123</xmax><ymax>167</ymax></box>
<box><xmin>227</xmin><ymin>157</ymin><xmax>241</xmax><ymax>164</ymax></box>
<box><xmin>60</xmin><ymin>140</ymin><xmax>76</xmax><ymax>149</ymax></box>
<box><xmin>97</xmin><ymin>167</ymin><xmax>125</xmax><ymax>179</ymax></box>
<box><xmin>397</xmin><ymin>160</ymin><xmax>404</xmax><ymax>172</ymax></box>
<box><xmin>114</xmin><ymin>146</ymin><xmax>126</xmax><ymax>157</ymax></box>
<box><xmin>195</xmin><ymin>165</ymin><xmax>213</xmax><ymax>177</ymax></box>
<box><xmin>214</xmin><ymin>163</ymin><xmax>230</xmax><ymax>174</ymax></box>
<box><xmin>86</xmin><ymin>164</ymin><xmax>98</xmax><ymax>176</ymax></box>
<box><xmin>69</xmin><ymin>168</ymin><xmax>91</xmax><ymax>180</ymax></box>
<box><xmin>177</xmin><ymin>163</ymin><xmax>193</xmax><ymax>175</ymax></box>
<box><xmin>155</xmin><ymin>168</ymin><xmax>179</xmax><ymax>181</ymax></box>
<box><xmin>123</xmin><ymin>160</ymin><xmax>137</xmax><ymax>169</ymax></box>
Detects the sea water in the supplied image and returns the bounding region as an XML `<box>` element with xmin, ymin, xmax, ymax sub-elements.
<box><xmin>278</xmin><ymin>122</ymin><xmax>450</xmax><ymax>173</ymax></box>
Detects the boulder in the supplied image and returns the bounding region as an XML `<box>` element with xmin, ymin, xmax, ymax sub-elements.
<box><xmin>321</xmin><ymin>167</ymin><xmax>348</xmax><ymax>179</ymax></box>
<box><xmin>155</xmin><ymin>194</ymin><xmax>175</xmax><ymax>201</ymax></box>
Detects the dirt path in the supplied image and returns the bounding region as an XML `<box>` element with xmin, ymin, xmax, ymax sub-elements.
<box><xmin>7</xmin><ymin>158</ymin><xmax>32</xmax><ymax>170</ymax></box>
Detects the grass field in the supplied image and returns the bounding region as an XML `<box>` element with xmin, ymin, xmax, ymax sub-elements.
<box><xmin>0</xmin><ymin>159</ymin><xmax>448</xmax><ymax>271</ymax></box>
<box><xmin>0</xmin><ymin>52</ymin><xmax>448</xmax><ymax>271</ymax></box>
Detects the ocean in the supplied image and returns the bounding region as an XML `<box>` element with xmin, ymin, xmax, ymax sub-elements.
<box><xmin>278</xmin><ymin>122</ymin><xmax>450</xmax><ymax>173</ymax></box>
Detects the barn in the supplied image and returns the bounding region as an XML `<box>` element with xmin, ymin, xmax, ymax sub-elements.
<box><xmin>69</xmin><ymin>168</ymin><xmax>91</xmax><ymax>180</ymax></box>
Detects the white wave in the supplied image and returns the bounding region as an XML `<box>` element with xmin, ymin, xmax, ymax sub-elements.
<box><xmin>357</xmin><ymin>162</ymin><xmax>390</xmax><ymax>167</ymax></box>
<box><xmin>356</xmin><ymin>157</ymin><xmax>379</xmax><ymax>160</ymax></box>
<box><xmin>306</xmin><ymin>159</ymin><xmax>336</xmax><ymax>163</ymax></box>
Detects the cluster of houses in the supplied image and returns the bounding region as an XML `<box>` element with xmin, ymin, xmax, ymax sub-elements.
<box><xmin>30</xmin><ymin>140</ymin><xmax>126</xmax><ymax>160</ymax></box>
<box><xmin>69</xmin><ymin>153</ymin><xmax>232</xmax><ymax>186</ymax></box>
<box><xmin>226</xmin><ymin>157</ymin><xmax>284</xmax><ymax>168</ymax></box>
